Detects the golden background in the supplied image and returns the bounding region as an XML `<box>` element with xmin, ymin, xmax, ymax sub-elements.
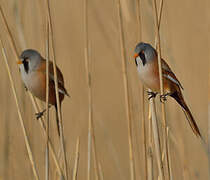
<box><xmin>0</xmin><ymin>0</ymin><xmax>209</xmax><ymax>179</ymax></box>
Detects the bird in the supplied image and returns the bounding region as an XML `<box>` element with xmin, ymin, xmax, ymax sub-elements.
<box><xmin>17</xmin><ymin>49</ymin><xmax>69</xmax><ymax>136</ymax></box>
<box><xmin>134</xmin><ymin>42</ymin><xmax>201</xmax><ymax>138</ymax></box>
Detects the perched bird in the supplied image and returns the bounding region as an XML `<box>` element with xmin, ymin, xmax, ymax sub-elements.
<box><xmin>18</xmin><ymin>49</ymin><xmax>69</xmax><ymax>136</ymax></box>
<box><xmin>134</xmin><ymin>42</ymin><xmax>201</xmax><ymax>138</ymax></box>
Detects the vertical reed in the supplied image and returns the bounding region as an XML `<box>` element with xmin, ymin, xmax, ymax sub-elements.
<box><xmin>1</xmin><ymin>40</ymin><xmax>40</xmax><ymax>180</ymax></box>
<box><xmin>45</xmin><ymin>20</ymin><xmax>50</xmax><ymax>180</ymax></box>
<box><xmin>87</xmin><ymin>120</ymin><xmax>92</xmax><ymax>180</ymax></box>
<box><xmin>117</xmin><ymin>0</ymin><xmax>135</xmax><ymax>179</ymax></box>
<box><xmin>135</xmin><ymin>0</ymin><xmax>148</xmax><ymax>179</ymax></box>
<box><xmin>98</xmin><ymin>162</ymin><xmax>104</xmax><ymax>180</ymax></box>
<box><xmin>44</xmin><ymin>0</ymin><xmax>68</xmax><ymax>178</ymax></box>
<box><xmin>152</xmin><ymin>0</ymin><xmax>171</xmax><ymax>179</ymax></box>
<box><xmin>0</xmin><ymin>4</ymin><xmax>64</xmax><ymax>178</ymax></box>
<box><xmin>84</xmin><ymin>0</ymin><xmax>100</xmax><ymax>179</ymax></box>
<box><xmin>149</xmin><ymin>97</ymin><xmax>164</xmax><ymax>179</ymax></box>
<box><xmin>148</xmin><ymin>107</ymin><xmax>154</xmax><ymax>180</ymax></box>
<box><xmin>73</xmin><ymin>137</ymin><xmax>80</xmax><ymax>180</ymax></box>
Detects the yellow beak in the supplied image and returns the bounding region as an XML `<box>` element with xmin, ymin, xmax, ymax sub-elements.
<box><xmin>134</xmin><ymin>53</ymin><xmax>139</xmax><ymax>58</ymax></box>
<box><xmin>17</xmin><ymin>60</ymin><xmax>22</xmax><ymax>64</ymax></box>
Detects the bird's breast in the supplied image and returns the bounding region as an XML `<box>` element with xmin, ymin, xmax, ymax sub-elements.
<box><xmin>137</xmin><ymin>62</ymin><xmax>160</xmax><ymax>92</ymax></box>
<box><xmin>20</xmin><ymin>68</ymin><xmax>46</xmax><ymax>101</ymax></box>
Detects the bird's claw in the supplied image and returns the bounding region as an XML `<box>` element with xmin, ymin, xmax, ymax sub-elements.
<box><xmin>160</xmin><ymin>94</ymin><xmax>167</xmax><ymax>103</ymax></box>
<box><xmin>35</xmin><ymin>112</ymin><xmax>44</xmax><ymax>120</ymax></box>
<box><xmin>35</xmin><ymin>106</ymin><xmax>51</xmax><ymax>120</ymax></box>
<box><xmin>24</xmin><ymin>85</ymin><xmax>28</xmax><ymax>91</ymax></box>
<box><xmin>147</xmin><ymin>91</ymin><xmax>157</xmax><ymax>100</ymax></box>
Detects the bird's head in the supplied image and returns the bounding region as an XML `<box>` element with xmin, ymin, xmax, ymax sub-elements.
<box><xmin>18</xmin><ymin>49</ymin><xmax>42</xmax><ymax>73</ymax></box>
<box><xmin>134</xmin><ymin>42</ymin><xmax>157</xmax><ymax>66</ymax></box>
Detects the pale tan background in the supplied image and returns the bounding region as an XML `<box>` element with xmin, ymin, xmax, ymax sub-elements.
<box><xmin>0</xmin><ymin>0</ymin><xmax>209</xmax><ymax>179</ymax></box>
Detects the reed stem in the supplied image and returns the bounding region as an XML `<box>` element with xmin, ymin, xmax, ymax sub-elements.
<box><xmin>0</xmin><ymin>4</ymin><xmax>64</xmax><ymax>178</ymax></box>
<box><xmin>1</xmin><ymin>40</ymin><xmax>40</xmax><ymax>180</ymax></box>
<box><xmin>117</xmin><ymin>0</ymin><xmax>135</xmax><ymax>179</ymax></box>
<box><xmin>73</xmin><ymin>137</ymin><xmax>80</xmax><ymax>180</ymax></box>
<box><xmin>152</xmin><ymin>0</ymin><xmax>171</xmax><ymax>179</ymax></box>
<box><xmin>44</xmin><ymin>0</ymin><xmax>68</xmax><ymax>178</ymax></box>
<box><xmin>45</xmin><ymin>20</ymin><xmax>50</xmax><ymax>180</ymax></box>
<box><xmin>84</xmin><ymin>0</ymin><xmax>100</xmax><ymax>178</ymax></box>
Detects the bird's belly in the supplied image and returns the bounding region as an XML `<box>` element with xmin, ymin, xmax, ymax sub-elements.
<box><xmin>21</xmin><ymin>71</ymin><xmax>46</xmax><ymax>101</ymax></box>
<box><xmin>137</xmin><ymin>64</ymin><xmax>160</xmax><ymax>92</ymax></box>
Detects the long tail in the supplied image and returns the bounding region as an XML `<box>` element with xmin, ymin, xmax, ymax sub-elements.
<box><xmin>170</xmin><ymin>91</ymin><xmax>201</xmax><ymax>138</ymax></box>
<box><xmin>55</xmin><ymin>105</ymin><xmax>60</xmax><ymax>137</ymax></box>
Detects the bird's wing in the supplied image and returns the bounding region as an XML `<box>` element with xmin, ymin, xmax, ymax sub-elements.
<box><xmin>161</xmin><ymin>59</ymin><xmax>184</xmax><ymax>90</ymax></box>
<box><xmin>39</xmin><ymin>59</ymin><xmax>69</xmax><ymax>97</ymax></box>
<box><xmin>48</xmin><ymin>62</ymin><xmax>70</xmax><ymax>97</ymax></box>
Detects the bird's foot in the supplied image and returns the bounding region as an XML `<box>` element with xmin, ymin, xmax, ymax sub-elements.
<box><xmin>160</xmin><ymin>93</ymin><xmax>171</xmax><ymax>103</ymax></box>
<box><xmin>35</xmin><ymin>105</ymin><xmax>52</xmax><ymax>119</ymax></box>
<box><xmin>160</xmin><ymin>95</ymin><xmax>167</xmax><ymax>103</ymax></box>
<box><xmin>147</xmin><ymin>91</ymin><xmax>158</xmax><ymax>100</ymax></box>
<box><xmin>24</xmin><ymin>85</ymin><xmax>28</xmax><ymax>91</ymax></box>
<box><xmin>35</xmin><ymin>111</ymin><xmax>44</xmax><ymax>119</ymax></box>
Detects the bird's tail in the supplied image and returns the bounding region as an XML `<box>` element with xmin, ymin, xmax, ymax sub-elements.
<box><xmin>55</xmin><ymin>105</ymin><xmax>60</xmax><ymax>137</ymax></box>
<box><xmin>170</xmin><ymin>91</ymin><xmax>201</xmax><ymax>138</ymax></box>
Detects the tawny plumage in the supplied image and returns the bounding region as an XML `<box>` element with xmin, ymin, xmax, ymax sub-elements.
<box><xmin>134</xmin><ymin>42</ymin><xmax>201</xmax><ymax>138</ymax></box>
<box><xmin>35</xmin><ymin>61</ymin><xmax>68</xmax><ymax>105</ymax></box>
<box><xmin>18</xmin><ymin>49</ymin><xmax>69</xmax><ymax>136</ymax></box>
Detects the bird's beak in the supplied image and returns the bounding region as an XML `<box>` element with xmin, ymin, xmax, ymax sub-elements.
<box><xmin>17</xmin><ymin>60</ymin><xmax>23</xmax><ymax>64</ymax></box>
<box><xmin>134</xmin><ymin>53</ymin><xmax>139</xmax><ymax>58</ymax></box>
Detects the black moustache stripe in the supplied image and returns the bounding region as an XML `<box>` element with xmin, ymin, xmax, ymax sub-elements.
<box><xmin>139</xmin><ymin>52</ymin><xmax>146</xmax><ymax>66</ymax></box>
<box><xmin>142</xmin><ymin>58</ymin><xmax>146</xmax><ymax>66</ymax></box>
<box><xmin>23</xmin><ymin>60</ymin><xmax>29</xmax><ymax>74</ymax></box>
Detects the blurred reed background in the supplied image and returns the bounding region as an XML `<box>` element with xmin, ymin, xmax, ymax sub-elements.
<box><xmin>0</xmin><ymin>0</ymin><xmax>209</xmax><ymax>179</ymax></box>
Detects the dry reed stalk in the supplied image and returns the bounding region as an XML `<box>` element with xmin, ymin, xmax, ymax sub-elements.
<box><xmin>154</xmin><ymin>0</ymin><xmax>163</xmax><ymax>48</ymax></box>
<box><xmin>84</xmin><ymin>0</ymin><xmax>100</xmax><ymax>179</ymax></box>
<box><xmin>14</xmin><ymin>6</ymin><xmax>27</xmax><ymax>50</ymax></box>
<box><xmin>45</xmin><ymin>147</ymin><xmax>49</xmax><ymax>180</ymax></box>
<box><xmin>209</xmin><ymin>104</ymin><xmax>210</xmax><ymax>174</ymax></box>
<box><xmin>92</xmin><ymin>131</ymin><xmax>99</xmax><ymax>180</ymax></box>
<box><xmin>45</xmin><ymin>20</ymin><xmax>50</xmax><ymax>180</ymax></box>
<box><xmin>84</xmin><ymin>1</ymin><xmax>91</xmax><ymax>179</ymax></box>
<box><xmin>92</xmin><ymin>129</ymin><xmax>99</xmax><ymax>180</ymax></box>
<box><xmin>87</xmin><ymin>125</ymin><xmax>92</xmax><ymax>180</ymax></box>
<box><xmin>0</xmin><ymin>4</ymin><xmax>64</xmax><ymax>178</ymax></box>
<box><xmin>147</xmin><ymin>107</ymin><xmax>153</xmax><ymax>180</ymax></box>
<box><xmin>136</xmin><ymin>0</ymin><xmax>148</xmax><ymax>179</ymax></box>
<box><xmin>149</xmin><ymin>97</ymin><xmax>164</xmax><ymax>180</ymax></box>
<box><xmin>136</xmin><ymin>0</ymin><xmax>142</xmax><ymax>41</ymax></box>
<box><xmin>98</xmin><ymin>162</ymin><xmax>104</xmax><ymax>180</ymax></box>
<box><xmin>141</xmin><ymin>90</ymin><xmax>149</xmax><ymax>180</ymax></box>
<box><xmin>166</xmin><ymin>127</ymin><xmax>173</xmax><ymax>180</ymax></box>
<box><xmin>168</xmin><ymin>130</ymin><xmax>189</xmax><ymax>180</ymax></box>
<box><xmin>73</xmin><ymin>137</ymin><xmax>80</xmax><ymax>180</ymax></box>
<box><xmin>0</xmin><ymin>41</ymin><xmax>40</xmax><ymax>180</ymax></box>
<box><xmin>116</xmin><ymin>0</ymin><xmax>136</xmax><ymax>179</ymax></box>
<box><xmin>152</xmin><ymin>0</ymin><xmax>171</xmax><ymax>179</ymax></box>
<box><xmin>44</xmin><ymin>0</ymin><xmax>68</xmax><ymax>178</ymax></box>
<box><xmin>0</xmin><ymin>5</ymin><xmax>19</xmax><ymax>55</ymax></box>
<box><xmin>30</xmin><ymin>89</ymin><xmax>64</xmax><ymax>179</ymax></box>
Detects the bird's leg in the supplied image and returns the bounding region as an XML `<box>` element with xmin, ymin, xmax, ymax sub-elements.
<box><xmin>147</xmin><ymin>91</ymin><xmax>158</xmax><ymax>100</ymax></box>
<box><xmin>35</xmin><ymin>105</ymin><xmax>52</xmax><ymax>119</ymax></box>
<box><xmin>160</xmin><ymin>93</ymin><xmax>171</xmax><ymax>103</ymax></box>
<box><xmin>24</xmin><ymin>84</ymin><xmax>28</xmax><ymax>91</ymax></box>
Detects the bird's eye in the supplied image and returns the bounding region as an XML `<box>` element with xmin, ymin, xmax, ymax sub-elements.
<box><xmin>23</xmin><ymin>57</ymin><xmax>28</xmax><ymax>61</ymax></box>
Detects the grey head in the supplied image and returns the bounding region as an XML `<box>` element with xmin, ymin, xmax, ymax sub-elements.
<box><xmin>134</xmin><ymin>42</ymin><xmax>157</xmax><ymax>66</ymax></box>
<box><xmin>19</xmin><ymin>49</ymin><xmax>42</xmax><ymax>73</ymax></box>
